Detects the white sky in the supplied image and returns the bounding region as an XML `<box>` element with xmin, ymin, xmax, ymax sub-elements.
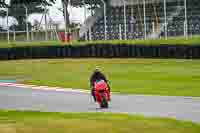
<box><xmin>2</xmin><ymin>0</ymin><xmax>87</xmax><ymax>29</ymax></box>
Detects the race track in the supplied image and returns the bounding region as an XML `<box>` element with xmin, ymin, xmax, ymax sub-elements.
<box><xmin>0</xmin><ymin>86</ymin><xmax>200</xmax><ymax>123</ymax></box>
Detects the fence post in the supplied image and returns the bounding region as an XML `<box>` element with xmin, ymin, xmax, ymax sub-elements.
<box><xmin>100</xmin><ymin>0</ymin><xmax>107</xmax><ymax>40</ymax></box>
<box><xmin>152</xmin><ymin>21</ymin><xmax>155</xmax><ymax>38</ymax></box>
<box><xmin>45</xmin><ymin>5</ymin><xmax>48</xmax><ymax>41</ymax></box>
<box><xmin>13</xmin><ymin>30</ymin><xmax>16</xmax><ymax>41</ymax></box>
<box><xmin>63</xmin><ymin>3</ymin><xmax>67</xmax><ymax>42</ymax></box>
<box><xmin>82</xmin><ymin>0</ymin><xmax>87</xmax><ymax>41</ymax></box>
<box><xmin>184</xmin><ymin>0</ymin><xmax>188</xmax><ymax>39</ymax></box>
<box><xmin>31</xmin><ymin>27</ymin><xmax>34</xmax><ymax>41</ymax></box>
<box><xmin>143</xmin><ymin>0</ymin><xmax>147</xmax><ymax>40</ymax></box>
<box><xmin>50</xmin><ymin>23</ymin><xmax>53</xmax><ymax>40</ymax></box>
<box><xmin>24</xmin><ymin>5</ymin><xmax>29</xmax><ymax>42</ymax></box>
<box><xmin>6</xmin><ymin>8</ymin><xmax>10</xmax><ymax>43</ymax></box>
<box><xmin>122</xmin><ymin>0</ymin><xmax>127</xmax><ymax>40</ymax></box>
<box><xmin>164</xmin><ymin>0</ymin><xmax>167</xmax><ymax>40</ymax></box>
<box><xmin>119</xmin><ymin>24</ymin><xmax>122</xmax><ymax>40</ymax></box>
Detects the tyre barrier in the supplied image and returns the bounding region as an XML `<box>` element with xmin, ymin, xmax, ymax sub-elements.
<box><xmin>0</xmin><ymin>44</ymin><xmax>200</xmax><ymax>60</ymax></box>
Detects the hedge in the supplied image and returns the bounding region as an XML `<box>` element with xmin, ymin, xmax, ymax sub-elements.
<box><xmin>0</xmin><ymin>44</ymin><xmax>200</xmax><ymax>60</ymax></box>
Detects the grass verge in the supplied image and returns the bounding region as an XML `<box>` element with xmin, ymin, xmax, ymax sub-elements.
<box><xmin>0</xmin><ymin>41</ymin><xmax>64</xmax><ymax>48</ymax></box>
<box><xmin>0</xmin><ymin>110</ymin><xmax>199</xmax><ymax>133</ymax></box>
<box><xmin>0</xmin><ymin>36</ymin><xmax>200</xmax><ymax>48</ymax></box>
<box><xmin>77</xmin><ymin>35</ymin><xmax>200</xmax><ymax>45</ymax></box>
<box><xmin>0</xmin><ymin>59</ymin><xmax>200</xmax><ymax>97</ymax></box>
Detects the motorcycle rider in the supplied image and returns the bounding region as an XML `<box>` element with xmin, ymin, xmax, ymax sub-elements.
<box><xmin>90</xmin><ymin>68</ymin><xmax>111</xmax><ymax>102</ymax></box>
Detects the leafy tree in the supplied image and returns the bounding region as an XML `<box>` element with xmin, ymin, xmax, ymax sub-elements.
<box><xmin>0</xmin><ymin>0</ymin><xmax>8</xmax><ymax>7</ymax></box>
<box><xmin>70</xmin><ymin>0</ymin><xmax>104</xmax><ymax>7</ymax></box>
<box><xmin>60</xmin><ymin>0</ymin><xmax>108</xmax><ymax>29</ymax></box>
<box><xmin>0</xmin><ymin>1</ymin><xmax>7</xmax><ymax>31</ymax></box>
<box><xmin>61</xmin><ymin>0</ymin><xmax>70</xmax><ymax>28</ymax></box>
<box><xmin>8</xmin><ymin>0</ymin><xmax>55</xmax><ymax>31</ymax></box>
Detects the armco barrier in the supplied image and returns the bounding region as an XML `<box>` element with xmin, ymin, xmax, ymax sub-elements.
<box><xmin>0</xmin><ymin>44</ymin><xmax>200</xmax><ymax>60</ymax></box>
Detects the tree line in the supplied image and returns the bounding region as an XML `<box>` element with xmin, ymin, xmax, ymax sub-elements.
<box><xmin>0</xmin><ymin>0</ymin><xmax>70</xmax><ymax>31</ymax></box>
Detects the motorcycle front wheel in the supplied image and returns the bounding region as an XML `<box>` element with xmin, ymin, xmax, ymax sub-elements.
<box><xmin>100</xmin><ymin>93</ymin><xmax>108</xmax><ymax>108</ymax></box>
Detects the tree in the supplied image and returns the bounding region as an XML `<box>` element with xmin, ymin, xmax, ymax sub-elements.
<box><xmin>0</xmin><ymin>0</ymin><xmax>8</xmax><ymax>7</ymax></box>
<box><xmin>70</xmin><ymin>0</ymin><xmax>103</xmax><ymax>7</ymax></box>
<box><xmin>61</xmin><ymin>0</ymin><xmax>70</xmax><ymax>28</ymax></box>
<box><xmin>60</xmin><ymin>0</ymin><xmax>105</xmax><ymax>30</ymax></box>
<box><xmin>8</xmin><ymin>0</ymin><xmax>55</xmax><ymax>31</ymax></box>
<box><xmin>10</xmin><ymin>0</ymin><xmax>55</xmax><ymax>6</ymax></box>
<box><xmin>0</xmin><ymin>10</ymin><xmax>6</xmax><ymax>31</ymax></box>
<box><xmin>33</xmin><ymin>20</ymin><xmax>40</xmax><ymax>31</ymax></box>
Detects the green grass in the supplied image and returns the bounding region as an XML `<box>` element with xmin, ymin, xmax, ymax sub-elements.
<box><xmin>78</xmin><ymin>35</ymin><xmax>200</xmax><ymax>45</ymax></box>
<box><xmin>0</xmin><ymin>59</ymin><xmax>200</xmax><ymax>97</ymax></box>
<box><xmin>0</xmin><ymin>110</ymin><xmax>199</xmax><ymax>133</ymax></box>
<box><xmin>0</xmin><ymin>41</ymin><xmax>65</xmax><ymax>48</ymax></box>
<box><xmin>0</xmin><ymin>35</ymin><xmax>200</xmax><ymax>48</ymax></box>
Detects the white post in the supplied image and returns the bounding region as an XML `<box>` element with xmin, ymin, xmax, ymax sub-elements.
<box><xmin>164</xmin><ymin>0</ymin><xmax>167</xmax><ymax>39</ymax></box>
<box><xmin>152</xmin><ymin>21</ymin><xmax>155</xmax><ymax>38</ymax></box>
<box><xmin>45</xmin><ymin>5</ymin><xmax>48</xmax><ymax>41</ymax></box>
<box><xmin>101</xmin><ymin>0</ymin><xmax>107</xmax><ymax>40</ymax></box>
<box><xmin>184</xmin><ymin>21</ymin><xmax>185</xmax><ymax>37</ymax></box>
<box><xmin>25</xmin><ymin>5</ymin><xmax>29</xmax><ymax>42</ymax></box>
<box><xmin>88</xmin><ymin>0</ymin><xmax>92</xmax><ymax>41</ymax></box>
<box><xmin>83</xmin><ymin>0</ymin><xmax>87</xmax><ymax>41</ymax></box>
<box><xmin>47</xmin><ymin>13</ymin><xmax>60</xmax><ymax>41</ymax></box>
<box><xmin>6</xmin><ymin>8</ymin><xmax>9</xmax><ymax>43</ymax></box>
<box><xmin>31</xmin><ymin>27</ymin><xmax>34</xmax><ymax>41</ymax></box>
<box><xmin>69</xmin><ymin>0</ymin><xmax>72</xmax><ymax>44</ymax></box>
<box><xmin>122</xmin><ymin>0</ymin><xmax>127</xmax><ymax>40</ymax></box>
<box><xmin>13</xmin><ymin>30</ymin><xmax>16</xmax><ymax>41</ymax></box>
<box><xmin>64</xmin><ymin>3</ymin><xmax>67</xmax><ymax>42</ymax></box>
<box><xmin>119</xmin><ymin>24</ymin><xmax>122</xmax><ymax>40</ymax></box>
<box><xmin>143</xmin><ymin>0</ymin><xmax>146</xmax><ymax>40</ymax></box>
<box><xmin>89</xmin><ymin>27</ymin><xmax>92</xmax><ymax>41</ymax></box>
<box><xmin>184</xmin><ymin>0</ymin><xmax>188</xmax><ymax>39</ymax></box>
<box><xmin>131</xmin><ymin>7</ymin><xmax>134</xmax><ymax>33</ymax></box>
<box><xmin>50</xmin><ymin>23</ymin><xmax>53</xmax><ymax>40</ymax></box>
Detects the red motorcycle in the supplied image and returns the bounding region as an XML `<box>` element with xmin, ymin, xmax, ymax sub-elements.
<box><xmin>94</xmin><ymin>79</ymin><xmax>110</xmax><ymax>108</ymax></box>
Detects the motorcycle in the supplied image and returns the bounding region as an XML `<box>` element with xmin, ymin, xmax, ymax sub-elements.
<box><xmin>94</xmin><ymin>79</ymin><xmax>110</xmax><ymax>108</ymax></box>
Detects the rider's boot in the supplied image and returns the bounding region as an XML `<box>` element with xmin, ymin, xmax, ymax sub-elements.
<box><xmin>91</xmin><ymin>89</ymin><xmax>96</xmax><ymax>102</ymax></box>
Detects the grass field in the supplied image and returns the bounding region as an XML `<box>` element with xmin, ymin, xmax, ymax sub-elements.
<box><xmin>0</xmin><ymin>59</ymin><xmax>200</xmax><ymax>97</ymax></box>
<box><xmin>0</xmin><ymin>36</ymin><xmax>200</xmax><ymax>48</ymax></box>
<box><xmin>0</xmin><ymin>110</ymin><xmax>199</xmax><ymax>133</ymax></box>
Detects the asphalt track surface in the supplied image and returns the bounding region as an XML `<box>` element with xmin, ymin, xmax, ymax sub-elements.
<box><xmin>0</xmin><ymin>86</ymin><xmax>200</xmax><ymax>123</ymax></box>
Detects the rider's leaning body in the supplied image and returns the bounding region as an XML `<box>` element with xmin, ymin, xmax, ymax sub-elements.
<box><xmin>89</xmin><ymin>68</ymin><xmax>111</xmax><ymax>101</ymax></box>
